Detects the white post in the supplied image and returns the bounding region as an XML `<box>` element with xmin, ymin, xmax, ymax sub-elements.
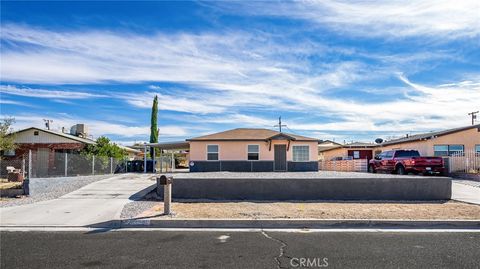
<box><xmin>152</xmin><ymin>148</ymin><xmax>156</xmax><ymax>173</ymax></box>
<box><xmin>164</xmin><ymin>183</ymin><xmax>171</xmax><ymax>215</ymax></box>
<box><xmin>28</xmin><ymin>149</ymin><xmax>32</xmax><ymax>179</ymax></box>
<box><xmin>22</xmin><ymin>156</ymin><xmax>26</xmax><ymax>178</ymax></box>
<box><xmin>144</xmin><ymin>145</ymin><xmax>147</xmax><ymax>173</ymax></box>
<box><xmin>64</xmin><ymin>152</ymin><xmax>68</xmax><ymax>177</ymax></box>
<box><xmin>110</xmin><ymin>157</ymin><xmax>113</xmax><ymax>174</ymax></box>
<box><xmin>160</xmin><ymin>150</ymin><xmax>163</xmax><ymax>173</ymax></box>
<box><xmin>92</xmin><ymin>155</ymin><xmax>95</xmax><ymax>175</ymax></box>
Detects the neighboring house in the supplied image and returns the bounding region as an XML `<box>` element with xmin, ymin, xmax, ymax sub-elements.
<box><xmin>317</xmin><ymin>140</ymin><xmax>341</xmax><ymax>160</ymax></box>
<box><xmin>319</xmin><ymin>142</ymin><xmax>377</xmax><ymax>161</ymax></box>
<box><xmin>187</xmin><ymin>128</ymin><xmax>319</xmax><ymax>172</ymax></box>
<box><xmin>3</xmin><ymin>126</ymin><xmax>96</xmax><ymax>177</ymax></box>
<box><xmin>319</xmin><ymin>124</ymin><xmax>480</xmax><ymax>162</ymax></box>
<box><xmin>117</xmin><ymin>145</ymin><xmax>143</xmax><ymax>160</ymax></box>
<box><xmin>378</xmin><ymin>124</ymin><xmax>480</xmax><ymax>156</ymax></box>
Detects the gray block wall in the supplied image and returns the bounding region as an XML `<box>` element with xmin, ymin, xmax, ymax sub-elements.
<box><xmin>157</xmin><ymin>177</ymin><xmax>451</xmax><ymax>201</ymax></box>
<box><xmin>189</xmin><ymin>161</ymin><xmax>318</xmax><ymax>172</ymax></box>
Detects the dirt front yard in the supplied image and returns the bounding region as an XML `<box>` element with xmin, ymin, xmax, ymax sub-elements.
<box><xmin>137</xmin><ymin>200</ymin><xmax>480</xmax><ymax>220</ymax></box>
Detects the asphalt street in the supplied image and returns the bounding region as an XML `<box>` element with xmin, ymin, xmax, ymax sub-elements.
<box><xmin>1</xmin><ymin>230</ymin><xmax>479</xmax><ymax>269</ymax></box>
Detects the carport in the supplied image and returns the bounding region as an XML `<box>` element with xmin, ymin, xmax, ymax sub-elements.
<box><xmin>134</xmin><ymin>141</ymin><xmax>190</xmax><ymax>173</ymax></box>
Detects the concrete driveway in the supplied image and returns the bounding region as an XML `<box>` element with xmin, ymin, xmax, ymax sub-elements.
<box><xmin>0</xmin><ymin>174</ymin><xmax>155</xmax><ymax>227</ymax></box>
<box><xmin>452</xmin><ymin>180</ymin><xmax>480</xmax><ymax>205</ymax></box>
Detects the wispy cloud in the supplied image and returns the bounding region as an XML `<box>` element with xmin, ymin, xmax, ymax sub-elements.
<box><xmin>0</xmin><ymin>85</ymin><xmax>106</xmax><ymax>99</ymax></box>
<box><xmin>209</xmin><ymin>0</ymin><xmax>480</xmax><ymax>39</ymax></box>
<box><xmin>11</xmin><ymin>114</ymin><xmax>188</xmax><ymax>139</ymax></box>
<box><xmin>1</xmin><ymin>22</ymin><xmax>479</xmax><ymax>142</ymax></box>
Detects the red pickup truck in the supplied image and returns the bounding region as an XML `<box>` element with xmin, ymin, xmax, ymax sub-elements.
<box><xmin>368</xmin><ymin>150</ymin><xmax>444</xmax><ymax>175</ymax></box>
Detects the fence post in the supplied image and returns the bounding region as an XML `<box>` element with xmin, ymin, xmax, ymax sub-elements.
<box><xmin>92</xmin><ymin>155</ymin><xmax>95</xmax><ymax>175</ymax></box>
<box><xmin>110</xmin><ymin>157</ymin><xmax>113</xmax><ymax>174</ymax></box>
<box><xmin>28</xmin><ymin>149</ymin><xmax>32</xmax><ymax>179</ymax></box>
<box><xmin>160</xmin><ymin>150</ymin><xmax>163</xmax><ymax>173</ymax></box>
<box><xmin>22</xmin><ymin>155</ymin><xmax>26</xmax><ymax>178</ymax></box>
<box><xmin>64</xmin><ymin>152</ymin><xmax>68</xmax><ymax>177</ymax></box>
<box><xmin>143</xmin><ymin>145</ymin><xmax>147</xmax><ymax>173</ymax></box>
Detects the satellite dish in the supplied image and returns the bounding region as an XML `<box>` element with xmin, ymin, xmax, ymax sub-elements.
<box><xmin>375</xmin><ymin>138</ymin><xmax>384</xmax><ymax>144</ymax></box>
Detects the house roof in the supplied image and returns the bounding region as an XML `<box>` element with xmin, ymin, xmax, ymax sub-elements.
<box><xmin>116</xmin><ymin>144</ymin><xmax>142</xmax><ymax>154</ymax></box>
<box><xmin>343</xmin><ymin>142</ymin><xmax>378</xmax><ymax>148</ymax></box>
<box><xmin>318</xmin><ymin>141</ymin><xmax>377</xmax><ymax>152</ymax></box>
<box><xmin>11</xmin><ymin>127</ymin><xmax>96</xmax><ymax>145</ymax></box>
<box><xmin>187</xmin><ymin>128</ymin><xmax>319</xmax><ymax>142</ymax></box>
<box><xmin>381</xmin><ymin>124</ymin><xmax>480</xmax><ymax>146</ymax></box>
<box><xmin>318</xmin><ymin>140</ymin><xmax>341</xmax><ymax>146</ymax></box>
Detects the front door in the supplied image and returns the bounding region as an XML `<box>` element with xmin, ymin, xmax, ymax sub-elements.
<box><xmin>274</xmin><ymin>145</ymin><xmax>287</xmax><ymax>171</ymax></box>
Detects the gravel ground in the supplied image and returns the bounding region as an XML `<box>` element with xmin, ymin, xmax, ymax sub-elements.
<box><xmin>137</xmin><ymin>200</ymin><xmax>480</xmax><ymax>220</ymax></box>
<box><xmin>0</xmin><ymin>174</ymin><xmax>116</xmax><ymax>208</ymax></box>
<box><xmin>120</xmin><ymin>201</ymin><xmax>158</xmax><ymax>219</ymax></box>
<box><xmin>165</xmin><ymin>171</ymin><xmax>442</xmax><ymax>179</ymax></box>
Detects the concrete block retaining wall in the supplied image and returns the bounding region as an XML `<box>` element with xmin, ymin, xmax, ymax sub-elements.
<box><xmin>189</xmin><ymin>161</ymin><xmax>318</xmax><ymax>172</ymax></box>
<box><xmin>157</xmin><ymin>177</ymin><xmax>451</xmax><ymax>201</ymax></box>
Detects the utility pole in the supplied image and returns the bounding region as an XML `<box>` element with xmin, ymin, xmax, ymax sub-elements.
<box><xmin>468</xmin><ymin>111</ymin><xmax>479</xmax><ymax>125</ymax></box>
<box><xmin>43</xmin><ymin>119</ymin><xmax>53</xmax><ymax>130</ymax></box>
<box><xmin>274</xmin><ymin>116</ymin><xmax>287</xmax><ymax>132</ymax></box>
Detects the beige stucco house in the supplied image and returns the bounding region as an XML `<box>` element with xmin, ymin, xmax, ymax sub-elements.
<box><xmin>378</xmin><ymin>124</ymin><xmax>480</xmax><ymax>156</ymax></box>
<box><xmin>318</xmin><ymin>142</ymin><xmax>377</xmax><ymax>161</ymax></box>
<box><xmin>319</xmin><ymin>124</ymin><xmax>480</xmax><ymax>162</ymax></box>
<box><xmin>187</xmin><ymin>128</ymin><xmax>319</xmax><ymax>172</ymax></box>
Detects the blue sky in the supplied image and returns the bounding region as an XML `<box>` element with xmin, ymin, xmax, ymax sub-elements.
<box><xmin>1</xmin><ymin>1</ymin><xmax>479</xmax><ymax>145</ymax></box>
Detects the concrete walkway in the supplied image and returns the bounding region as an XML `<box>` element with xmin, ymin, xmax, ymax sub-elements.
<box><xmin>452</xmin><ymin>181</ymin><xmax>480</xmax><ymax>205</ymax></box>
<box><xmin>0</xmin><ymin>174</ymin><xmax>155</xmax><ymax>227</ymax></box>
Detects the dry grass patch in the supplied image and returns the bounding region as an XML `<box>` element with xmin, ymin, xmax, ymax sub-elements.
<box><xmin>138</xmin><ymin>200</ymin><xmax>480</xmax><ymax>220</ymax></box>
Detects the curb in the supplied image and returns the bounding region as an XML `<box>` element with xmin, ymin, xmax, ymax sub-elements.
<box><xmin>87</xmin><ymin>219</ymin><xmax>480</xmax><ymax>230</ymax></box>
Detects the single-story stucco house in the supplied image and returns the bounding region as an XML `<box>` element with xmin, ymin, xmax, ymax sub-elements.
<box><xmin>318</xmin><ymin>124</ymin><xmax>480</xmax><ymax>161</ymax></box>
<box><xmin>186</xmin><ymin>128</ymin><xmax>319</xmax><ymax>172</ymax></box>
<box><xmin>318</xmin><ymin>142</ymin><xmax>377</xmax><ymax>161</ymax></box>
<box><xmin>378</xmin><ymin>124</ymin><xmax>480</xmax><ymax>156</ymax></box>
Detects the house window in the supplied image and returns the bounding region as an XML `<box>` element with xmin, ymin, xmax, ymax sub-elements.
<box><xmin>353</xmin><ymin>151</ymin><xmax>360</xmax><ymax>159</ymax></box>
<box><xmin>247</xmin><ymin>145</ymin><xmax>259</xmax><ymax>160</ymax></box>
<box><xmin>476</xmin><ymin>145</ymin><xmax>480</xmax><ymax>154</ymax></box>
<box><xmin>293</xmin><ymin>146</ymin><xmax>309</xmax><ymax>162</ymax></box>
<box><xmin>434</xmin><ymin>145</ymin><xmax>464</xmax><ymax>156</ymax></box>
<box><xmin>34</xmin><ymin>131</ymin><xmax>39</xmax><ymax>136</ymax></box>
<box><xmin>2</xmin><ymin>150</ymin><xmax>15</xmax><ymax>157</ymax></box>
<box><xmin>207</xmin><ymin>145</ymin><xmax>219</xmax><ymax>161</ymax></box>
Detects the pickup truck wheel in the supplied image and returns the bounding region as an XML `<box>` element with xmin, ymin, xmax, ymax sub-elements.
<box><xmin>368</xmin><ymin>165</ymin><xmax>376</xmax><ymax>173</ymax></box>
<box><xmin>396</xmin><ymin>165</ymin><xmax>406</xmax><ymax>175</ymax></box>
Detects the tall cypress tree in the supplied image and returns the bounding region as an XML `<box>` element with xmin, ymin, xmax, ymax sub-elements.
<box><xmin>150</xmin><ymin>95</ymin><xmax>159</xmax><ymax>160</ymax></box>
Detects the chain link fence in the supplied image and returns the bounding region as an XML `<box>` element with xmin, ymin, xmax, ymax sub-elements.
<box><xmin>0</xmin><ymin>153</ymin><xmax>28</xmax><ymax>179</ymax></box>
<box><xmin>1</xmin><ymin>151</ymin><xmax>127</xmax><ymax>179</ymax></box>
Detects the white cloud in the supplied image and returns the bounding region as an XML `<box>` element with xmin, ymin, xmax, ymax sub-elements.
<box><xmin>1</xmin><ymin>24</ymin><xmax>479</xmax><ymax>142</ymax></box>
<box><xmin>0</xmin><ymin>85</ymin><xmax>106</xmax><ymax>99</ymax></box>
<box><xmin>211</xmin><ymin>0</ymin><xmax>480</xmax><ymax>39</ymax></box>
<box><xmin>10</xmin><ymin>114</ymin><xmax>187</xmax><ymax>139</ymax></box>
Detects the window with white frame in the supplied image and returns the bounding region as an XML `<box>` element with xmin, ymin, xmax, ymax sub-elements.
<box><xmin>247</xmin><ymin>145</ymin><xmax>259</xmax><ymax>160</ymax></box>
<box><xmin>475</xmin><ymin>145</ymin><xmax>480</xmax><ymax>154</ymax></box>
<box><xmin>207</xmin><ymin>145</ymin><xmax>219</xmax><ymax>160</ymax></box>
<box><xmin>293</xmin><ymin>145</ymin><xmax>309</xmax><ymax>162</ymax></box>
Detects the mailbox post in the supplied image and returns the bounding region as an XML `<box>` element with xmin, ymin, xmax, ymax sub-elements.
<box><xmin>158</xmin><ymin>175</ymin><xmax>173</xmax><ymax>215</ymax></box>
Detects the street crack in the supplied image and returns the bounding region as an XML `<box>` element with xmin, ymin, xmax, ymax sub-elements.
<box><xmin>261</xmin><ymin>230</ymin><xmax>290</xmax><ymax>269</ymax></box>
